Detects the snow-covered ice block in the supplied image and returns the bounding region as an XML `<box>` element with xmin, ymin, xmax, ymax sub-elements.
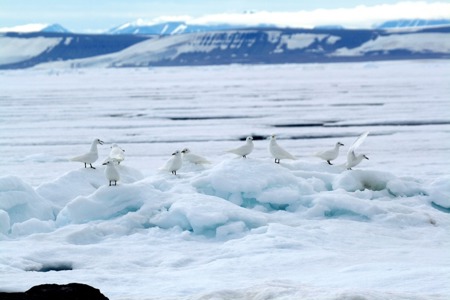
<box><xmin>0</xmin><ymin>176</ymin><xmax>55</xmax><ymax>232</ymax></box>
<box><xmin>36</xmin><ymin>165</ymin><xmax>144</xmax><ymax>210</ymax></box>
<box><xmin>427</xmin><ymin>176</ymin><xmax>450</xmax><ymax>210</ymax></box>
<box><xmin>55</xmin><ymin>182</ymin><xmax>158</xmax><ymax>225</ymax></box>
<box><xmin>149</xmin><ymin>194</ymin><xmax>267</xmax><ymax>237</ymax></box>
<box><xmin>193</xmin><ymin>159</ymin><xmax>315</xmax><ymax>209</ymax></box>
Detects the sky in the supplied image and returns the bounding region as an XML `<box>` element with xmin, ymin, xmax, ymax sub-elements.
<box><xmin>1</xmin><ymin>0</ymin><xmax>450</xmax><ymax>33</ymax></box>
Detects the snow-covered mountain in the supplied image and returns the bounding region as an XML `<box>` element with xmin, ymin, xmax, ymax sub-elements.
<box><xmin>376</xmin><ymin>18</ymin><xmax>450</xmax><ymax>29</ymax></box>
<box><xmin>41</xmin><ymin>23</ymin><xmax>70</xmax><ymax>33</ymax></box>
<box><xmin>0</xmin><ymin>23</ymin><xmax>69</xmax><ymax>33</ymax></box>
<box><xmin>1</xmin><ymin>26</ymin><xmax>449</xmax><ymax>69</ymax></box>
<box><xmin>108</xmin><ymin>20</ymin><xmax>253</xmax><ymax>35</ymax></box>
<box><xmin>110</xmin><ymin>18</ymin><xmax>450</xmax><ymax>35</ymax></box>
<box><xmin>0</xmin><ymin>32</ymin><xmax>150</xmax><ymax>68</ymax></box>
<box><xmin>3</xmin><ymin>18</ymin><xmax>450</xmax><ymax>36</ymax></box>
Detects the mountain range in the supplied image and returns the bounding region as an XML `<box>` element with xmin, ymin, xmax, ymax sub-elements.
<box><xmin>1</xmin><ymin>22</ymin><xmax>449</xmax><ymax>69</ymax></box>
<box><xmin>107</xmin><ymin>21</ymin><xmax>246</xmax><ymax>35</ymax></box>
<box><xmin>108</xmin><ymin>18</ymin><xmax>450</xmax><ymax>35</ymax></box>
<box><xmin>2</xmin><ymin>18</ymin><xmax>450</xmax><ymax>35</ymax></box>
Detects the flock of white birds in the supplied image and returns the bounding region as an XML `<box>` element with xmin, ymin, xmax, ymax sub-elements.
<box><xmin>70</xmin><ymin>132</ymin><xmax>370</xmax><ymax>186</ymax></box>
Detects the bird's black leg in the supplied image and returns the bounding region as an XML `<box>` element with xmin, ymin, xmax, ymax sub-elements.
<box><xmin>84</xmin><ymin>163</ymin><xmax>87</xmax><ymax>168</ymax></box>
<box><xmin>109</xmin><ymin>181</ymin><xmax>112</xmax><ymax>186</ymax></box>
<box><xmin>347</xmin><ymin>167</ymin><xmax>352</xmax><ymax>170</ymax></box>
<box><xmin>327</xmin><ymin>160</ymin><xmax>332</xmax><ymax>165</ymax></box>
<box><xmin>172</xmin><ymin>170</ymin><xmax>176</xmax><ymax>175</ymax></box>
<box><xmin>90</xmin><ymin>164</ymin><xmax>96</xmax><ymax>169</ymax></box>
<box><xmin>243</xmin><ymin>155</ymin><xmax>247</xmax><ymax>158</ymax></box>
<box><xmin>275</xmin><ymin>159</ymin><xmax>280</xmax><ymax>164</ymax></box>
<box><xmin>114</xmin><ymin>181</ymin><xmax>117</xmax><ymax>186</ymax></box>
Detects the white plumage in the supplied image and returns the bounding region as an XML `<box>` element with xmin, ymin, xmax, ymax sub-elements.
<box><xmin>107</xmin><ymin>143</ymin><xmax>125</xmax><ymax>164</ymax></box>
<box><xmin>181</xmin><ymin>148</ymin><xmax>211</xmax><ymax>164</ymax></box>
<box><xmin>226</xmin><ymin>136</ymin><xmax>254</xmax><ymax>158</ymax></box>
<box><xmin>269</xmin><ymin>134</ymin><xmax>296</xmax><ymax>164</ymax></box>
<box><xmin>163</xmin><ymin>150</ymin><xmax>183</xmax><ymax>175</ymax></box>
<box><xmin>103</xmin><ymin>160</ymin><xmax>120</xmax><ymax>186</ymax></box>
<box><xmin>346</xmin><ymin>131</ymin><xmax>370</xmax><ymax>170</ymax></box>
<box><xmin>315</xmin><ymin>142</ymin><xmax>344</xmax><ymax>165</ymax></box>
<box><xmin>71</xmin><ymin>138</ymin><xmax>104</xmax><ymax>169</ymax></box>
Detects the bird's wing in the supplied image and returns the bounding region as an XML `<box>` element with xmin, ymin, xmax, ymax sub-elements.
<box><xmin>189</xmin><ymin>153</ymin><xmax>210</xmax><ymax>164</ymax></box>
<box><xmin>226</xmin><ymin>145</ymin><xmax>245</xmax><ymax>154</ymax></box>
<box><xmin>347</xmin><ymin>149</ymin><xmax>356</xmax><ymax>160</ymax></box>
<box><xmin>111</xmin><ymin>148</ymin><xmax>124</xmax><ymax>158</ymax></box>
<box><xmin>314</xmin><ymin>149</ymin><xmax>330</xmax><ymax>158</ymax></box>
<box><xmin>276</xmin><ymin>145</ymin><xmax>296</xmax><ymax>159</ymax></box>
<box><xmin>159</xmin><ymin>164</ymin><xmax>169</xmax><ymax>171</ymax></box>
<box><xmin>348</xmin><ymin>131</ymin><xmax>369</xmax><ymax>153</ymax></box>
<box><xmin>164</xmin><ymin>157</ymin><xmax>175</xmax><ymax>170</ymax></box>
<box><xmin>71</xmin><ymin>152</ymin><xmax>90</xmax><ymax>162</ymax></box>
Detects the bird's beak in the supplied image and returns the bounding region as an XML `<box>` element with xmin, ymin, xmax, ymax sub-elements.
<box><xmin>364</xmin><ymin>155</ymin><xmax>369</xmax><ymax>160</ymax></box>
<box><xmin>340</xmin><ymin>143</ymin><xmax>344</xmax><ymax>146</ymax></box>
<box><xmin>102</xmin><ymin>162</ymin><xmax>107</xmax><ymax>165</ymax></box>
<box><xmin>172</xmin><ymin>152</ymin><xmax>176</xmax><ymax>155</ymax></box>
<box><xmin>99</xmin><ymin>140</ymin><xmax>104</xmax><ymax>145</ymax></box>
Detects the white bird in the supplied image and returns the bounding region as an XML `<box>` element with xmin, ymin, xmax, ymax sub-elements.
<box><xmin>103</xmin><ymin>160</ymin><xmax>120</xmax><ymax>186</ymax></box>
<box><xmin>226</xmin><ymin>136</ymin><xmax>254</xmax><ymax>158</ymax></box>
<box><xmin>107</xmin><ymin>143</ymin><xmax>125</xmax><ymax>164</ymax></box>
<box><xmin>181</xmin><ymin>148</ymin><xmax>211</xmax><ymax>164</ymax></box>
<box><xmin>315</xmin><ymin>142</ymin><xmax>344</xmax><ymax>165</ymax></box>
<box><xmin>269</xmin><ymin>134</ymin><xmax>296</xmax><ymax>164</ymax></box>
<box><xmin>71</xmin><ymin>138</ymin><xmax>104</xmax><ymax>169</ymax></box>
<box><xmin>346</xmin><ymin>131</ymin><xmax>370</xmax><ymax>170</ymax></box>
<box><xmin>163</xmin><ymin>150</ymin><xmax>183</xmax><ymax>175</ymax></box>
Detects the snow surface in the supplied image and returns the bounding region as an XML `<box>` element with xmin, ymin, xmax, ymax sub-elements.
<box><xmin>0</xmin><ymin>24</ymin><xmax>50</xmax><ymax>33</ymax></box>
<box><xmin>0</xmin><ymin>61</ymin><xmax>449</xmax><ymax>299</ymax></box>
<box><xmin>0</xmin><ymin>36</ymin><xmax>62</xmax><ymax>65</ymax></box>
<box><xmin>273</xmin><ymin>33</ymin><xmax>332</xmax><ymax>54</ymax></box>
<box><xmin>333</xmin><ymin>33</ymin><xmax>450</xmax><ymax>56</ymax></box>
<box><xmin>35</xmin><ymin>30</ymin><xmax>263</xmax><ymax>68</ymax></box>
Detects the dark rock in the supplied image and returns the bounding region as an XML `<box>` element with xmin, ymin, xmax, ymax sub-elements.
<box><xmin>0</xmin><ymin>283</ymin><xmax>109</xmax><ymax>300</ymax></box>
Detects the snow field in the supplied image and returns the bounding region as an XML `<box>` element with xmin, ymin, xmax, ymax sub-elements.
<box><xmin>0</xmin><ymin>60</ymin><xmax>449</xmax><ymax>299</ymax></box>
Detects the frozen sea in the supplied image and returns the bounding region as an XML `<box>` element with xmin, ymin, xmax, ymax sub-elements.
<box><xmin>0</xmin><ymin>60</ymin><xmax>450</xmax><ymax>299</ymax></box>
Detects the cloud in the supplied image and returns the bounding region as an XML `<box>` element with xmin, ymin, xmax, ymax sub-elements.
<box><xmin>0</xmin><ymin>23</ymin><xmax>49</xmax><ymax>33</ymax></box>
<box><xmin>146</xmin><ymin>2</ymin><xmax>450</xmax><ymax>28</ymax></box>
